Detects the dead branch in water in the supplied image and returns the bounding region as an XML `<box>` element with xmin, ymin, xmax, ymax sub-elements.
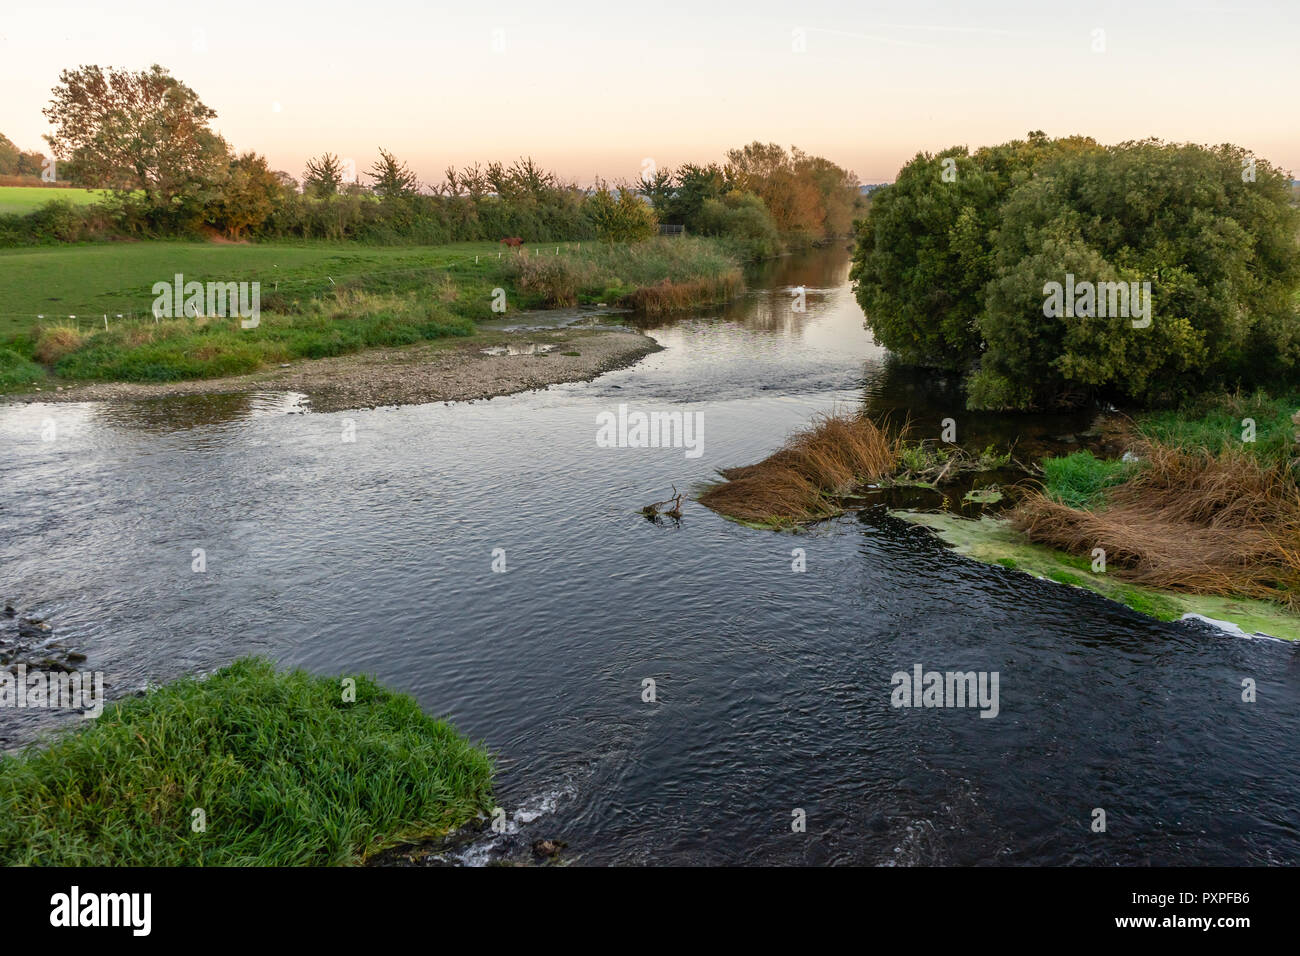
<box><xmin>641</xmin><ymin>485</ymin><xmax>685</xmax><ymax>520</ymax></box>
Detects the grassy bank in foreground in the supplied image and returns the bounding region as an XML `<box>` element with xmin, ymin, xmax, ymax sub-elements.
<box><xmin>0</xmin><ymin>657</ymin><xmax>493</xmax><ymax>865</ymax></box>
<box><xmin>0</xmin><ymin>236</ymin><xmax>745</xmax><ymax>388</ymax></box>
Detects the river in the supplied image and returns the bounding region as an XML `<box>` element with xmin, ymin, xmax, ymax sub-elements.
<box><xmin>2</xmin><ymin>247</ymin><xmax>1297</xmax><ymax>865</ymax></box>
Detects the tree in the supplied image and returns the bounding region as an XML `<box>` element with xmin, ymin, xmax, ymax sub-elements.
<box><xmin>368</xmin><ymin>148</ymin><xmax>419</xmax><ymax>199</ymax></box>
<box><xmin>725</xmin><ymin>142</ymin><xmax>818</xmax><ymax>237</ymax></box>
<box><xmin>42</xmin><ymin>64</ymin><xmax>228</xmax><ymax>205</ymax></box>
<box><xmin>695</xmin><ymin>190</ymin><xmax>781</xmax><ymax>257</ymax></box>
<box><xmin>586</xmin><ymin>180</ymin><xmax>657</xmax><ymax>241</ymax></box>
<box><xmin>303</xmin><ymin>152</ymin><xmax>345</xmax><ymax>197</ymax></box>
<box><xmin>972</xmin><ymin>140</ymin><xmax>1300</xmax><ymax>409</ymax></box>
<box><xmin>0</xmin><ymin>133</ymin><xmax>48</xmax><ymax>178</ymax></box>
<box><xmin>850</xmin><ymin>133</ymin><xmax>1104</xmax><ymax>371</ymax></box>
<box><xmin>724</xmin><ymin>142</ymin><xmax>860</xmax><ymax>240</ymax></box>
<box><xmin>850</xmin><ymin>133</ymin><xmax>1300</xmax><ymax>409</ymax></box>
<box><xmin>668</xmin><ymin>163</ymin><xmax>728</xmax><ymax>229</ymax></box>
<box><xmin>209</xmin><ymin>152</ymin><xmax>281</xmax><ymax>239</ymax></box>
<box><xmin>444</xmin><ymin>162</ymin><xmax>488</xmax><ymax>198</ymax></box>
<box><xmin>638</xmin><ymin>166</ymin><xmax>675</xmax><ymax>214</ymax></box>
<box><xmin>794</xmin><ymin>150</ymin><xmax>862</xmax><ymax>236</ymax></box>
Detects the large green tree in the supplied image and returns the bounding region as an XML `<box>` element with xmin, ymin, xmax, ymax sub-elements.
<box><xmin>852</xmin><ymin>134</ymin><xmax>1300</xmax><ymax>409</ymax></box>
<box><xmin>972</xmin><ymin>140</ymin><xmax>1300</xmax><ymax>408</ymax></box>
<box><xmin>850</xmin><ymin>132</ymin><xmax>1103</xmax><ymax>371</ymax></box>
<box><xmin>42</xmin><ymin>64</ymin><xmax>228</xmax><ymax>205</ymax></box>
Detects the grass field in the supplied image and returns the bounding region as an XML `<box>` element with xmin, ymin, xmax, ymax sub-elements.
<box><xmin>0</xmin><ymin>241</ymin><xmax>509</xmax><ymax>335</ymax></box>
<box><xmin>0</xmin><ymin>185</ymin><xmax>112</xmax><ymax>217</ymax></box>
<box><xmin>0</xmin><ymin>237</ymin><xmax>744</xmax><ymax>386</ymax></box>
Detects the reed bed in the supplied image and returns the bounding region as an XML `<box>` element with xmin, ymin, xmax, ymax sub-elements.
<box><xmin>1011</xmin><ymin>441</ymin><xmax>1300</xmax><ymax>607</ymax></box>
<box><xmin>626</xmin><ymin>273</ymin><xmax>745</xmax><ymax>314</ymax></box>
<box><xmin>697</xmin><ymin>411</ymin><xmax>900</xmax><ymax>526</ymax></box>
<box><xmin>504</xmin><ymin>237</ymin><xmax>745</xmax><ymax>311</ymax></box>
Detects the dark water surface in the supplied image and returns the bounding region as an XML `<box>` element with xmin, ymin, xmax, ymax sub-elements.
<box><xmin>2</xmin><ymin>249</ymin><xmax>1297</xmax><ymax>865</ymax></box>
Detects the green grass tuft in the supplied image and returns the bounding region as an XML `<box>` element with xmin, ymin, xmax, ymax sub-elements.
<box><xmin>1137</xmin><ymin>389</ymin><xmax>1300</xmax><ymax>469</ymax></box>
<box><xmin>0</xmin><ymin>656</ymin><xmax>493</xmax><ymax>866</ymax></box>
<box><xmin>0</xmin><ymin>347</ymin><xmax>45</xmax><ymax>386</ymax></box>
<box><xmin>1040</xmin><ymin>450</ymin><xmax>1132</xmax><ymax>509</ymax></box>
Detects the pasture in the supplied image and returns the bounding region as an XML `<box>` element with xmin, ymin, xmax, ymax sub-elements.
<box><xmin>0</xmin><ymin>185</ymin><xmax>111</xmax><ymax>217</ymax></box>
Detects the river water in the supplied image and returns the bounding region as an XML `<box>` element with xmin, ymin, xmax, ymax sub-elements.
<box><xmin>2</xmin><ymin>248</ymin><xmax>1297</xmax><ymax>865</ymax></box>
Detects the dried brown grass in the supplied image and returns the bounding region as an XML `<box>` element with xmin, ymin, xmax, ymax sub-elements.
<box><xmin>32</xmin><ymin>325</ymin><xmax>84</xmax><ymax>365</ymax></box>
<box><xmin>697</xmin><ymin>411</ymin><xmax>900</xmax><ymax>525</ymax></box>
<box><xmin>1010</xmin><ymin>441</ymin><xmax>1300</xmax><ymax>606</ymax></box>
<box><xmin>627</xmin><ymin>272</ymin><xmax>744</xmax><ymax>314</ymax></box>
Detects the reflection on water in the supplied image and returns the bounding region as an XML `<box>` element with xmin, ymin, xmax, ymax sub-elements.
<box><xmin>2</xmin><ymin>247</ymin><xmax>1297</xmax><ymax>866</ymax></box>
<box><xmin>89</xmin><ymin>390</ymin><xmax>308</xmax><ymax>434</ymax></box>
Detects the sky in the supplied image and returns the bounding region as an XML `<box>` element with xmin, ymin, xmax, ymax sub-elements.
<box><xmin>1</xmin><ymin>0</ymin><xmax>1296</xmax><ymax>187</ymax></box>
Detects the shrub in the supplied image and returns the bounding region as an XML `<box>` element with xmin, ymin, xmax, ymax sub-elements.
<box><xmin>851</xmin><ymin>134</ymin><xmax>1103</xmax><ymax>371</ymax></box>
<box><xmin>975</xmin><ymin>141</ymin><xmax>1300</xmax><ymax>408</ymax></box>
<box><xmin>695</xmin><ymin>190</ymin><xmax>781</xmax><ymax>259</ymax></box>
<box><xmin>585</xmin><ymin>182</ymin><xmax>658</xmax><ymax>242</ymax></box>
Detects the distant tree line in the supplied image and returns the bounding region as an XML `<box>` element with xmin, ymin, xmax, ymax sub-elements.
<box><xmin>639</xmin><ymin>144</ymin><xmax>863</xmax><ymax>257</ymax></box>
<box><xmin>0</xmin><ymin>133</ymin><xmax>48</xmax><ymax>179</ymax></box>
<box><xmin>3</xmin><ymin>64</ymin><xmax>864</xmax><ymax>254</ymax></box>
<box><xmin>851</xmin><ymin>132</ymin><xmax>1300</xmax><ymax>410</ymax></box>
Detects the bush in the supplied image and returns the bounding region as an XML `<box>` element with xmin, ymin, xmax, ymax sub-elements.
<box><xmin>851</xmin><ymin>134</ymin><xmax>1300</xmax><ymax>410</ymax></box>
<box><xmin>976</xmin><ymin>141</ymin><xmax>1300</xmax><ymax>408</ymax></box>
<box><xmin>585</xmin><ymin>183</ymin><xmax>658</xmax><ymax>242</ymax></box>
<box><xmin>695</xmin><ymin>190</ymin><xmax>781</xmax><ymax>259</ymax></box>
<box><xmin>507</xmin><ymin>255</ymin><xmax>585</xmax><ymax>307</ymax></box>
<box><xmin>851</xmin><ymin>134</ymin><xmax>1102</xmax><ymax>370</ymax></box>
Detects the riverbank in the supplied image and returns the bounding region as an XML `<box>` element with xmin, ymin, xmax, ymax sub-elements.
<box><xmin>0</xmin><ymin>657</ymin><xmax>493</xmax><ymax>865</ymax></box>
<box><xmin>3</xmin><ymin>325</ymin><xmax>661</xmax><ymax>412</ymax></box>
<box><xmin>898</xmin><ymin>510</ymin><xmax>1300</xmax><ymax>640</ymax></box>
<box><xmin>696</xmin><ymin>399</ymin><xmax>1300</xmax><ymax>640</ymax></box>
<box><xmin>0</xmin><ymin>237</ymin><xmax>739</xmax><ymax>391</ymax></box>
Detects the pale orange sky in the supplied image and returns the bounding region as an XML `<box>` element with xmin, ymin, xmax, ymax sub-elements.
<box><xmin>2</xmin><ymin>0</ymin><xmax>1296</xmax><ymax>186</ymax></box>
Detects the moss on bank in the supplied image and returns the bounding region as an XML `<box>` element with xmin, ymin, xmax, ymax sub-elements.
<box><xmin>0</xmin><ymin>657</ymin><xmax>494</xmax><ymax>865</ymax></box>
<box><xmin>897</xmin><ymin>510</ymin><xmax>1300</xmax><ymax>640</ymax></box>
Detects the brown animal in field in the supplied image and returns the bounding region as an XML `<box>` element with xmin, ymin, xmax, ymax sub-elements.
<box><xmin>500</xmin><ymin>236</ymin><xmax>523</xmax><ymax>248</ymax></box>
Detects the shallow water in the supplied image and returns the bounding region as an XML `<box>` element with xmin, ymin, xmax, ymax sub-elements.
<box><xmin>2</xmin><ymin>248</ymin><xmax>1297</xmax><ymax>865</ymax></box>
